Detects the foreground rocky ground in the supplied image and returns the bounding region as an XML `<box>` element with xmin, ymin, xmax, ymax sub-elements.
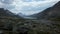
<box><xmin>0</xmin><ymin>16</ymin><xmax>60</xmax><ymax>34</ymax></box>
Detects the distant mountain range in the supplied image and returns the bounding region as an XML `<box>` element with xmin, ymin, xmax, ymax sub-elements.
<box><xmin>0</xmin><ymin>8</ymin><xmax>36</xmax><ymax>19</ymax></box>
<box><xmin>0</xmin><ymin>8</ymin><xmax>15</xmax><ymax>16</ymax></box>
<box><xmin>30</xmin><ymin>1</ymin><xmax>60</xmax><ymax>19</ymax></box>
<box><xmin>0</xmin><ymin>8</ymin><xmax>23</xmax><ymax>19</ymax></box>
<box><xmin>18</xmin><ymin>13</ymin><xmax>37</xmax><ymax>19</ymax></box>
<box><xmin>0</xmin><ymin>1</ymin><xmax>60</xmax><ymax>19</ymax></box>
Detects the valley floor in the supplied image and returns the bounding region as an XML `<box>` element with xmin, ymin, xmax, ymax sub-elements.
<box><xmin>0</xmin><ymin>17</ymin><xmax>60</xmax><ymax>34</ymax></box>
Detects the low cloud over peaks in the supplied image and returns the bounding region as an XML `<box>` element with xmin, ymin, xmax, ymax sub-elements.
<box><xmin>0</xmin><ymin>0</ymin><xmax>60</xmax><ymax>15</ymax></box>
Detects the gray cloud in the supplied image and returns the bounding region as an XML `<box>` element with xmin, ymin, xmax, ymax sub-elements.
<box><xmin>0</xmin><ymin>0</ymin><xmax>15</xmax><ymax>10</ymax></box>
<box><xmin>21</xmin><ymin>0</ymin><xmax>45</xmax><ymax>2</ymax></box>
<box><xmin>0</xmin><ymin>0</ymin><xmax>59</xmax><ymax>15</ymax></box>
<box><xmin>35</xmin><ymin>0</ymin><xmax>45</xmax><ymax>1</ymax></box>
<box><xmin>21</xmin><ymin>0</ymin><xmax>32</xmax><ymax>2</ymax></box>
<box><xmin>0</xmin><ymin>0</ymin><xmax>14</xmax><ymax>4</ymax></box>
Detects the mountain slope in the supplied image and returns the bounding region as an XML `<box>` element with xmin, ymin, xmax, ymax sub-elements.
<box><xmin>0</xmin><ymin>8</ymin><xmax>15</xmax><ymax>17</ymax></box>
<box><xmin>0</xmin><ymin>8</ymin><xmax>24</xmax><ymax>31</ymax></box>
<box><xmin>0</xmin><ymin>8</ymin><xmax>23</xmax><ymax>19</ymax></box>
<box><xmin>31</xmin><ymin>1</ymin><xmax>60</xmax><ymax>19</ymax></box>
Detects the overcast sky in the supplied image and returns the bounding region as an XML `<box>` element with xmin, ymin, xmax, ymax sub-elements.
<box><xmin>0</xmin><ymin>0</ymin><xmax>60</xmax><ymax>15</ymax></box>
